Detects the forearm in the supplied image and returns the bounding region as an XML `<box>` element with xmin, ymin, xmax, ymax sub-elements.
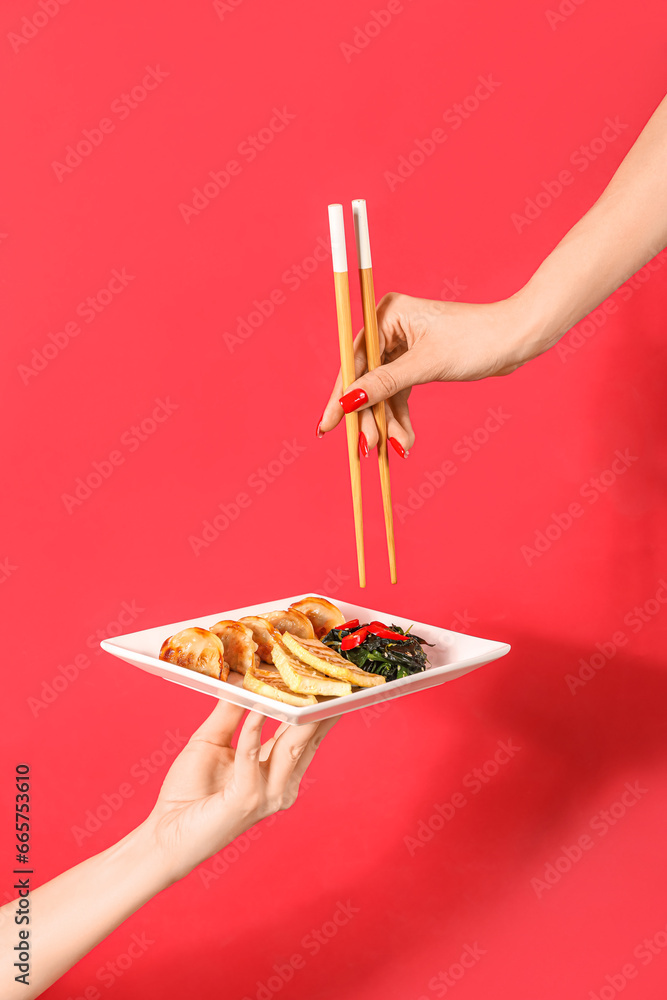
<box><xmin>516</xmin><ymin>93</ymin><xmax>667</xmax><ymax>352</ymax></box>
<box><xmin>0</xmin><ymin>820</ymin><xmax>173</xmax><ymax>1000</ymax></box>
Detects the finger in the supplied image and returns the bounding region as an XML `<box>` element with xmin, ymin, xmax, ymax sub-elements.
<box><xmin>385</xmin><ymin>393</ymin><xmax>415</xmax><ymax>456</ymax></box>
<box><xmin>320</xmin><ymin>331</ymin><xmax>368</xmax><ymax>435</ymax></box>
<box><xmin>289</xmin><ymin>716</ymin><xmax>340</xmax><ymax>785</ymax></box>
<box><xmin>190</xmin><ymin>699</ymin><xmax>246</xmax><ymax>748</ymax></box>
<box><xmin>339</xmin><ymin>348</ymin><xmax>425</xmax><ymax>415</ymax></box>
<box><xmin>259</xmin><ymin>721</ymin><xmax>290</xmax><ymax>760</ymax></box>
<box><xmin>265</xmin><ymin>721</ymin><xmax>321</xmax><ymax>797</ymax></box>
<box><xmin>234</xmin><ymin>711</ymin><xmax>267</xmax><ymax>787</ymax></box>
<box><xmin>358</xmin><ymin>407</ymin><xmax>378</xmax><ymax>455</ymax></box>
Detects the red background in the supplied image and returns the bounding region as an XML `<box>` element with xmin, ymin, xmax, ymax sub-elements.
<box><xmin>2</xmin><ymin>0</ymin><xmax>667</xmax><ymax>997</ymax></box>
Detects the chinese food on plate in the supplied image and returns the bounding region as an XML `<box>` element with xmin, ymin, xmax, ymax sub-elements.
<box><xmin>322</xmin><ymin>620</ymin><xmax>431</xmax><ymax>682</ymax></box>
<box><xmin>281</xmin><ymin>632</ymin><xmax>385</xmax><ymax>688</ymax></box>
<box><xmin>239</xmin><ymin>616</ymin><xmax>276</xmax><ymax>663</ymax></box>
<box><xmin>208</xmin><ymin>620</ymin><xmax>257</xmax><ymax>675</ymax></box>
<box><xmin>159</xmin><ymin>627</ymin><xmax>228</xmax><ymax>681</ymax></box>
<box><xmin>262</xmin><ymin>608</ymin><xmax>315</xmax><ymax>639</ymax></box>
<box><xmin>288</xmin><ymin>597</ymin><xmax>345</xmax><ymax>639</ymax></box>
<box><xmin>243</xmin><ymin>661</ymin><xmax>317</xmax><ymax>707</ymax></box>
<box><xmin>158</xmin><ymin>597</ymin><xmax>431</xmax><ymax>706</ymax></box>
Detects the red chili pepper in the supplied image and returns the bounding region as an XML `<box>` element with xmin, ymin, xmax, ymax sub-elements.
<box><xmin>341</xmin><ymin>632</ymin><xmax>364</xmax><ymax>650</ymax></box>
<box><xmin>368</xmin><ymin>625</ymin><xmax>410</xmax><ymax>641</ymax></box>
<box><xmin>339</xmin><ymin>619</ymin><xmax>360</xmax><ymax>631</ymax></box>
<box><xmin>368</xmin><ymin>621</ymin><xmax>387</xmax><ymax>629</ymax></box>
<box><xmin>354</xmin><ymin>627</ymin><xmax>369</xmax><ymax>642</ymax></box>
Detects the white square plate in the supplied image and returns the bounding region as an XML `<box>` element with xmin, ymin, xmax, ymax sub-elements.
<box><xmin>100</xmin><ymin>593</ymin><xmax>511</xmax><ymax>725</ymax></box>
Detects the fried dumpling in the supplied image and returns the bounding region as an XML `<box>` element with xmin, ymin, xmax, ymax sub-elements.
<box><xmin>243</xmin><ymin>660</ymin><xmax>317</xmax><ymax>707</ymax></box>
<box><xmin>159</xmin><ymin>627</ymin><xmax>228</xmax><ymax>681</ymax></box>
<box><xmin>209</xmin><ymin>620</ymin><xmax>258</xmax><ymax>675</ymax></box>
<box><xmin>263</xmin><ymin>608</ymin><xmax>315</xmax><ymax>640</ymax></box>
<box><xmin>281</xmin><ymin>632</ymin><xmax>385</xmax><ymax>688</ymax></box>
<box><xmin>239</xmin><ymin>616</ymin><xmax>275</xmax><ymax>663</ymax></box>
<box><xmin>289</xmin><ymin>597</ymin><xmax>346</xmax><ymax>639</ymax></box>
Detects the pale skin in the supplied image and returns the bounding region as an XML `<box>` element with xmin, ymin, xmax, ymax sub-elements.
<box><xmin>319</xmin><ymin>93</ymin><xmax>667</xmax><ymax>456</ymax></box>
<box><xmin>1</xmin><ymin>702</ymin><xmax>338</xmax><ymax>1000</ymax></box>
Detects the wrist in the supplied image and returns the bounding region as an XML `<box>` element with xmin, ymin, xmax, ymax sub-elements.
<box><xmin>110</xmin><ymin>818</ymin><xmax>181</xmax><ymax>892</ymax></box>
<box><xmin>505</xmin><ymin>282</ymin><xmax>565</xmax><ymax>365</ymax></box>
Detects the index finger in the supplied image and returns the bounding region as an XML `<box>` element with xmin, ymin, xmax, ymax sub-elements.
<box><xmin>319</xmin><ymin>329</ymin><xmax>369</xmax><ymax>435</ymax></box>
<box><xmin>189</xmin><ymin>699</ymin><xmax>246</xmax><ymax>748</ymax></box>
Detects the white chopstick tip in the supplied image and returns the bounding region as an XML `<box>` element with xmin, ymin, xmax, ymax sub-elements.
<box><xmin>352</xmin><ymin>199</ymin><xmax>372</xmax><ymax>269</ymax></box>
<box><xmin>328</xmin><ymin>203</ymin><xmax>348</xmax><ymax>273</ymax></box>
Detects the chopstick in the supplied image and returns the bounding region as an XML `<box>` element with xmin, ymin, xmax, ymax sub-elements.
<box><xmin>352</xmin><ymin>199</ymin><xmax>397</xmax><ymax>584</ymax></box>
<box><xmin>328</xmin><ymin>203</ymin><xmax>366</xmax><ymax>588</ymax></box>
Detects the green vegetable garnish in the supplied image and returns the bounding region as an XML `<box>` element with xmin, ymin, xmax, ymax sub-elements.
<box><xmin>322</xmin><ymin>622</ymin><xmax>432</xmax><ymax>682</ymax></box>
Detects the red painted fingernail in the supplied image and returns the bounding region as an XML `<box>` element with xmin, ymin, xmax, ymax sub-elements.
<box><xmin>389</xmin><ymin>437</ymin><xmax>409</xmax><ymax>458</ymax></box>
<box><xmin>316</xmin><ymin>413</ymin><xmax>324</xmax><ymax>439</ymax></box>
<box><xmin>359</xmin><ymin>431</ymin><xmax>369</xmax><ymax>458</ymax></box>
<box><xmin>339</xmin><ymin>388</ymin><xmax>368</xmax><ymax>414</ymax></box>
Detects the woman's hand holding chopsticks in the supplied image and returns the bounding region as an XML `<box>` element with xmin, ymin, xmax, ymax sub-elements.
<box><xmin>319</xmin><ymin>90</ymin><xmax>667</xmax><ymax>455</ymax></box>
<box><xmin>317</xmin><ymin>292</ymin><xmax>530</xmax><ymax>457</ymax></box>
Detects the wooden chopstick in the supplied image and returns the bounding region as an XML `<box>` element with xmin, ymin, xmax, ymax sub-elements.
<box><xmin>352</xmin><ymin>199</ymin><xmax>397</xmax><ymax>584</ymax></box>
<box><xmin>328</xmin><ymin>204</ymin><xmax>366</xmax><ymax>588</ymax></box>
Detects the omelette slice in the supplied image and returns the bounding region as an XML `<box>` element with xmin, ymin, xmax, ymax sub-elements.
<box><xmin>271</xmin><ymin>635</ymin><xmax>352</xmax><ymax>697</ymax></box>
<box><xmin>282</xmin><ymin>632</ymin><xmax>386</xmax><ymax>688</ymax></box>
<box><xmin>243</xmin><ymin>661</ymin><xmax>317</xmax><ymax>707</ymax></box>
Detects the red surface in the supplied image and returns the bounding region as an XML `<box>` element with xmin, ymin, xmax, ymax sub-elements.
<box><xmin>2</xmin><ymin>1</ymin><xmax>667</xmax><ymax>997</ymax></box>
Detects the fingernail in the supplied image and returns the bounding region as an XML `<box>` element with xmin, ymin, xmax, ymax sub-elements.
<box><xmin>339</xmin><ymin>388</ymin><xmax>368</xmax><ymax>414</ymax></box>
<box><xmin>389</xmin><ymin>437</ymin><xmax>409</xmax><ymax>458</ymax></box>
<box><xmin>359</xmin><ymin>431</ymin><xmax>369</xmax><ymax>458</ymax></box>
<box><xmin>316</xmin><ymin>413</ymin><xmax>324</xmax><ymax>439</ymax></box>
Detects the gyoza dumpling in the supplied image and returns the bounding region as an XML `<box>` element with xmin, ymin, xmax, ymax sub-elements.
<box><xmin>289</xmin><ymin>597</ymin><xmax>345</xmax><ymax>639</ymax></box>
<box><xmin>239</xmin><ymin>616</ymin><xmax>275</xmax><ymax>663</ymax></box>
<box><xmin>159</xmin><ymin>627</ymin><xmax>228</xmax><ymax>680</ymax></box>
<box><xmin>263</xmin><ymin>608</ymin><xmax>315</xmax><ymax>640</ymax></box>
<box><xmin>209</xmin><ymin>620</ymin><xmax>258</xmax><ymax>675</ymax></box>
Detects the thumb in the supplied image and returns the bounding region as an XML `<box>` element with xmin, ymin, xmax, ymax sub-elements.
<box><xmin>339</xmin><ymin>352</ymin><xmax>419</xmax><ymax>413</ymax></box>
